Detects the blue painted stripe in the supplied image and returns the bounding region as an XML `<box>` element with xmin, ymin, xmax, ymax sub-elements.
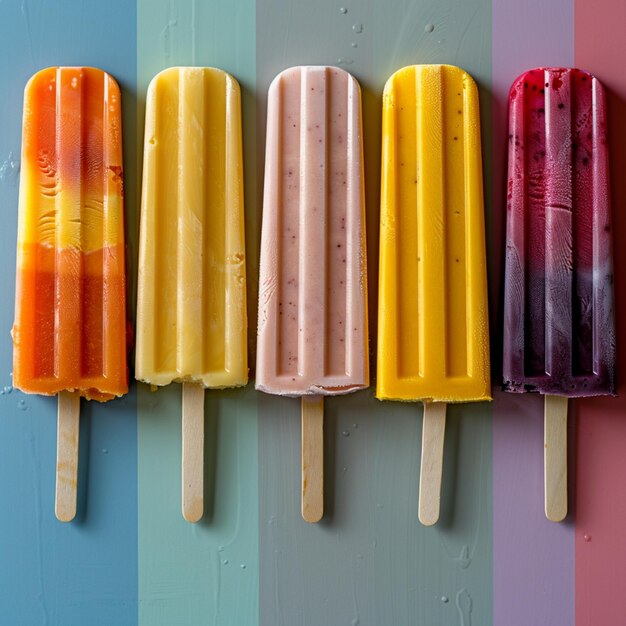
<box><xmin>0</xmin><ymin>1</ymin><xmax>138</xmax><ymax>624</ymax></box>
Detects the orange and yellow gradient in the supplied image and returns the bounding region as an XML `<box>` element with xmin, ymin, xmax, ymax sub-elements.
<box><xmin>12</xmin><ymin>67</ymin><xmax>127</xmax><ymax>401</ymax></box>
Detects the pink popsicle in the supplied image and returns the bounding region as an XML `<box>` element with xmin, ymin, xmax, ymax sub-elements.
<box><xmin>256</xmin><ymin>66</ymin><xmax>369</xmax><ymax>522</ymax></box>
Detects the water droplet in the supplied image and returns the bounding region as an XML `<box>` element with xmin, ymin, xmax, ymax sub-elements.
<box><xmin>342</xmin><ymin>430</ymin><xmax>350</xmax><ymax>437</ymax></box>
<box><xmin>223</xmin><ymin>559</ymin><xmax>229</xmax><ymax>565</ymax></box>
<box><xmin>425</xmin><ymin>23</ymin><xmax>434</xmax><ymax>33</ymax></box>
<box><xmin>240</xmin><ymin>563</ymin><xmax>247</xmax><ymax>569</ymax></box>
<box><xmin>218</xmin><ymin>546</ymin><xmax>225</xmax><ymax>551</ymax></box>
<box><xmin>583</xmin><ymin>534</ymin><xmax>592</xmax><ymax>542</ymax></box>
<box><xmin>17</xmin><ymin>399</ymin><xmax>27</xmax><ymax>411</ymax></box>
<box><xmin>0</xmin><ymin>152</ymin><xmax>20</xmax><ymax>185</ymax></box>
<box><xmin>71</xmin><ymin>77</ymin><xmax>78</xmax><ymax>88</ymax></box>
<box><xmin>353</xmin><ymin>422</ymin><xmax>359</xmax><ymax>428</ymax></box>
<box><xmin>342</xmin><ymin>466</ymin><xmax>348</xmax><ymax>472</ymax></box>
<box><xmin>441</xmin><ymin>596</ymin><xmax>449</xmax><ymax>603</ymax></box>
<box><xmin>351</xmin><ymin>42</ymin><xmax>358</xmax><ymax>48</ymax></box>
<box><xmin>352</xmin><ymin>23</ymin><xmax>363</xmax><ymax>33</ymax></box>
<box><xmin>339</xmin><ymin>7</ymin><xmax>348</xmax><ymax>14</ymax></box>
<box><xmin>102</xmin><ymin>448</ymin><xmax>109</xmax><ymax>454</ymax></box>
<box><xmin>4</xmin><ymin>386</ymin><xmax>12</xmax><ymax>394</ymax></box>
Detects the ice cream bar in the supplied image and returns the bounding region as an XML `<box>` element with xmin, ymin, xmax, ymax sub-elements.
<box><xmin>135</xmin><ymin>67</ymin><xmax>247</xmax><ymax>522</ymax></box>
<box><xmin>502</xmin><ymin>68</ymin><xmax>615</xmax><ymax>522</ymax></box>
<box><xmin>12</xmin><ymin>66</ymin><xmax>128</xmax><ymax>522</ymax></box>
<box><xmin>13</xmin><ymin>67</ymin><xmax>128</xmax><ymax>401</ymax></box>
<box><xmin>503</xmin><ymin>67</ymin><xmax>615</xmax><ymax>397</ymax></box>
<box><xmin>377</xmin><ymin>65</ymin><xmax>490</xmax><ymax>525</ymax></box>
<box><xmin>256</xmin><ymin>66</ymin><xmax>369</xmax><ymax>521</ymax></box>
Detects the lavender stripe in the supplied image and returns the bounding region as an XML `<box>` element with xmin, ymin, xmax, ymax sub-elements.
<box><xmin>492</xmin><ymin>1</ymin><xmax>575</xmax><ymax>624</ymax></box>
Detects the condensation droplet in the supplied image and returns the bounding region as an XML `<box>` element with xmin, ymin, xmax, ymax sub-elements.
<box><xmin>4</xmin><ymin>386</ymin><xmax>12</xmax><ymax>394</ymax></box>
<box><xmin>17</xmin><ymin>400</ymin><xmax>27</xmax><ymax>411</ymax></box>
<box><xmin>240</xmin><ymin>563</ymin><xmax>247</xmax><ymax>569</ymax></box>
<box><xmin>223</xmin><ymin>559</ymin><xmax>229</xmax><ymax>565</ymax></box>
<box><xmin>102</xmin><ymin>448</ymin><xmax>109</xmax><ymax>454</ymax></box>
<box><xmin>583</xmin><ymin>534</ymin><xmax>592</xmax><ymax>542</ymax></box>
<box><xmin>71</xmin><ymin>77</ymin><xmax>78</xmax><ymax>88</ymax></box>
<box><xmin>339</xmin><ymin>7</ymin><xmax>348</xmax><ymax>14</ymax></box>
<box><xmin>342</xmin><ymin>430</ymin><xmax>350</xmax><ymax>437</ymax></box>
<box><xmin>352</xmin><ymin>23</ymin><xmax>363</xmax><ymax>33</ymax></box>
<box><xmin>351</xmin><ymin>42</ymin><xmax>358</xmax><ymax>48</ymax></box>
<box><xmin>441</xmin><ymin>596</ymin><xmax>449</xmax><ymax>603</ymax></box>
<box><xmin>425</xmin><ymin>23</ymin><xmax>434</xmax><ymax>33</ymax></box>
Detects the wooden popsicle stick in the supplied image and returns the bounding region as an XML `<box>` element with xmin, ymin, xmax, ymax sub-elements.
<box><xmin>418</xmin><ymin>402</ymin><xmax>447</xmax><ymax>526</ymax></box>
<box><xmin>544</xmin><ymin>394</ymin><xmax>568</xmax><ymax>522</ymax></box>
<box><xmin>55</xmin><ymin>391</ymin><xmax>80</xmax><ymax>522</ymax></box>
<box><xmin>301</xmin><ymin>396</ymin><xmax>324</xmax><ymax>523</ymax></box>
<box><xmin>182</xmin><ymin>382</ymin><xmax>205</xmax><ymax>523</ymax></box>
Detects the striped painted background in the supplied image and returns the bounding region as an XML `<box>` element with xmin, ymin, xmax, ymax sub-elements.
<box><xmin>0</xmin><ymin>0</ymin><xmax>624</xmax><ymax>624</ymax></box>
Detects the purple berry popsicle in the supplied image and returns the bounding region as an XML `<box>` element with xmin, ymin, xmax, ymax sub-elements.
<box><xmin>502</xmin><ymin>67</ymin><xmax>616</xmax><ymax>521</ymax></box>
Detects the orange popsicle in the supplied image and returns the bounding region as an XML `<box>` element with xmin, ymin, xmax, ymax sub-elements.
<box><xmin>13</xmin><ymin>67</ymin><xmax>127</xmax><ymax>401</ymax></box>
<box><xmin>12</xmin><ymin>67</ymin><xmax>128</xmax><ymax>522</ymax></box>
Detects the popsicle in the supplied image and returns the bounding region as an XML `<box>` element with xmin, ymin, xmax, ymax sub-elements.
<box><xmin>503</xmin><ymin>67</ymin><xmax>615</xmax><ymax>521</ymax></box>
<box><xmin>377</xmin><ymin>64</ymin><xmax>491</xmax><ymax>525</ymax></box>
<box><xmin>136</xmin><ymin>67</ymin><xmax>247</xmax><ymax>522</ymax></box>
<box><xmin>256</xmin><ymin>66</ymin><xmax>369</xmax><ymax>522</ymax></box>
<box><xmin>12</xmin><ymin>66</ymin><xmax>128</xmax><ymax>521</ymax></box>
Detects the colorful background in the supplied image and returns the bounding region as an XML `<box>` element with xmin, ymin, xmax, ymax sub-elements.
<box><xmin>1</xmin><ymin>0</ymin><xmax>624</xmax><ymax>624</ymax></box>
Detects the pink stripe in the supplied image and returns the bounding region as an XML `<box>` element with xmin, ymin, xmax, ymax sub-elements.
<box><xmin>575</xmin><ymin>2</ymin><xmax>626</xmax><ymax>624</ymax></box>
<box><xmin>492</xmin><ymin>1</ymin><xmax>575</xmax><ymax>625</ymax></box>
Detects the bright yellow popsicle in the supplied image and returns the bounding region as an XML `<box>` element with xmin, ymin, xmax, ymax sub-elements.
<box><xmin>377</xmin><ymin>64</ymin><xmax>490</xmax><ymax>403</ymax></box>
<box><xmin>135</xmin><ymin>67</ymin><xmax>247</xmax><ymax>388</ymax></box>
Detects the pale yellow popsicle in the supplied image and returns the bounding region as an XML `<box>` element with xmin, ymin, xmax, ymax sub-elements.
<box><xmin>136</xmin><ymin>67</ymin><xmax>247</xmax><ymax>388</ymax></box>
<box><xmin>135</xmin><ymin>67</ymin><xmax>247</xmax><ymax>523</ymax></box>
<box><xmin>376</xmin><ymin>65</ymin><xmax>490</xmax><ymax>526</ymax></box>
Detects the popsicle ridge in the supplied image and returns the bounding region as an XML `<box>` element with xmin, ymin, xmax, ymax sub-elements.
<box><xmin>135</xmin><ymin>67</ymin><xmax>248</xmax><ymax>389</ymax></box>
<box><xmin>503</xmin><ymin>68</ymin><xmax>615</xmax><ymax>397</ymax></box>
<box><xmin>256</xmin><ymin>66</ymin><xmax>369</xmax><ymax>396</ymax></box>
<box><xmin>13</xmin><ymin>67</ymin><xmax>127</xmax><ymax>401</ymax></box>
<box><xmin>376</xmin><ymin>64</ymin><xmax>490</xmax><ymax>403</ymax></box>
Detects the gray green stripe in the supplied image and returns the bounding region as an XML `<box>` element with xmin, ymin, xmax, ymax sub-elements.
<box><xmin>257</xmin><ymin>0</ymin><xmax>492</xmax><ymax>624</ymax></box>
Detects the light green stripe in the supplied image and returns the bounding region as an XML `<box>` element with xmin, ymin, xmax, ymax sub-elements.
<box><xmin>137</xmin><ymin>1</ymin><xmax>258</xmax><ymax>625</ymax></box>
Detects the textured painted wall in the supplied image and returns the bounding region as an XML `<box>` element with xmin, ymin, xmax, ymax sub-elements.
<box><xmin>1</xmin><ymin>1</ymin><xmax>625</xmax><ymax>625</ymax></box>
